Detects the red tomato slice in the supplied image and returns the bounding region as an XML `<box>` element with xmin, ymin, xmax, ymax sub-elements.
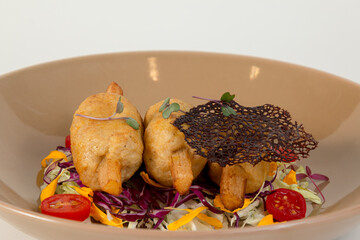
<box><xmin>266</xmin><ymin>188</ymin><xmax>306</xmax><ymax>222</ymax></box>
<box><xmin>41</xmin><ymin>194</ymin><xmax>91</xmax><ymax>221</ymax></box>
<box><xmin>65</xmin><ymin>135</ymin><xmax>71</xmax><ymax>149</ymax></box>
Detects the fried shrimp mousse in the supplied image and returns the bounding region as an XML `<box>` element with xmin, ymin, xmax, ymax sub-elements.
<box><xmin>70</xmin><ymin>82</ymin><xmax>144</xmax><ymax>195</ymax></box>
<box><xmin>208</xmin><ymin>162</ymin><xmax>269</xmax><ymax>211</ymax></box>
<box><xmin>143</xmin><ymin>98</ymin><xmax>207</xmax><ymax>195</ymax></box>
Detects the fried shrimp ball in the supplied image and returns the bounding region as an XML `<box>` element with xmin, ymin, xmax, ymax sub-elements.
<box><xmin>70</xmin><ymin>82</ymin><xmax>144</xmax><ymax>195</ymax></box>
<box><xmin>208</xmin><ymin>161</ymin><xmax>270</xmax><ymax>211</ymax></box>
<box><xmin>143</xmin><ymin>99</ymin><xmax>207</xmax><ymax>195</ymax></box>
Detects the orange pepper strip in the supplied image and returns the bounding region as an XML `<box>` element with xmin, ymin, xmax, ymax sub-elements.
<box><xmin>41</xmin><ymin>150</ymin><xmax>68</xmax><ymax>167</ymax></box>
<box><xmin>257</xmin><ymin>214</ymin><xmax>275</xmax><ymax>226</ymax></box>
<box><xmin>140</xmin><ymin>171</ymin><xmax>169</xmax><ymax>188</ymax></box>
<box><xmin>90</xmin><ymin>204</ymin><xmax>123</xmax><ymax>228</ymax></box>
<box><xmin>257</xmin><ymin>214</ymin><xmax>286</xmax><ymax>226</ymax></box>
<box><xmin>213</xmin><ymin>195</ymin><xmax>252</xmax><ymax>213</ymax></box>
<box><xmin>168</xmin><ymin>206</ymin><xmax>207</xmax><ymax>231</ymax></box>
<box><xmin>283</xmin><ymin>169</ymin><xmax>298</xmax><ymax>185</ymax></box>
<box><xmin>40</xmin><ymin>172</ymin><xmax>62</xmax><ymax>202</ymax></box>
<box><xmin>194</xmin><ymin>212</ymin><xmax>223</xmax><ymax>229</ymax></box>
<box><xmin>73</xmin><ymin>186</ymin><xmax>94</xmax><ymax>201</ymax></box>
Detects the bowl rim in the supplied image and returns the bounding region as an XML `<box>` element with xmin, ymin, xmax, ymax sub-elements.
<box><xmin>1</xmin><ymin>50</ymin><xmax>359</xmax><ymax>89</ymax></box>
<box><xmin>0</xmin><ymin>50</ymin><xmax>360</xmax><ymax>236</ymax></box>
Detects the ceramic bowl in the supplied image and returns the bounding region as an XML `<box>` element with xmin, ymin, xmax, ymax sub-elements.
<box><xmin>0</xmin><ymin>51</ymin><xmax>359</xmax><ymax>240</ymax></box>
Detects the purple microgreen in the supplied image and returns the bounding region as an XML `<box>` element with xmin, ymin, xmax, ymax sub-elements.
<box><xmin>75</xmin><ymin>96</ymin><xmax>139</xmax><ymax>130</ymax></box>
<box><xmin>310</xmin><ymin>174</ymin><xmax>329</xmax><ymax>181</ymax></box>
<box><xmin>75</xmin><ymin>112</ymin><xmax>117</xmax><ymax>121</ymax></box>
<box><xmin>308</xmin><ymin>174</ymin><xmax>327</xmax><ymax>203</ymax></box>
<box><xmin>75</xmin><ymin>113</ymin><xmax>139</xmax><ymax>130</ymax></box>
<box><xmin>220</xmin><ymin>92</ymin><xmax>235</xmax><ymax>102</ymax></box>
<box><xmin>192</xmin><ymin>95</ymin><xmax>222</xmax><ymax>104</ymax></box>
<box><xmin>297</xmin><ymin>166</ymin><xmax>330</xmax><ymax>203</ymax></box>
<box><xmin>116</xmin><ymin>96</ymin><xmax>124</xmax><ymax>113</ymax></box>
<box><xmin>296</xmin><ymin>173</ymin><xmax>308</xmax><ymax>181</ymax></box>
<box><xmin>306</xmin><ymin>166</ymin><xmax>312</xmax><ymax>176</ymax></box>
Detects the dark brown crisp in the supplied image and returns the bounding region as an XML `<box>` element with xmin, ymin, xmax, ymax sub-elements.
<box><xmin>172</xmin><ymin>100</ymin><xmax>318</xmax><ymax>167</ymax></box>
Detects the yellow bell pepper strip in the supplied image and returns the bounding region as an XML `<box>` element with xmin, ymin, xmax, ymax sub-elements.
<box><xmin>257</xmin><ymin>214</ymin><xmax>286</xmax><ymax>226</ymax></box>
<box><xmin>90</xmin><ymin>203</ymin><xmax>123</xmax><ymax>228</ymax></box>
<box><xmin>140</xmin><ymin>171</ymin><xmax>168</xmax><ymax>189</ymax></box>
<box><xmin>41</xmin><ymin>150</ymin><xmax>68</xmax><ymax>167</ymax></box>
<box><xmin>72</xmin><ymin>186</ymin><xmax>122</xmax><ymax>227</ymax></box>
<box><xmin>214</xmin><ymin>195</ymin><xmax>252</xmax><ymax>213</ymax></box>
<box><xmin>194</xmin><ymin>212</ymin><xmax>223</xmax><ymax>229</ymax></box>
<box><xmin>167</xmin><ymin>206</ymin><xmax>207</xmax><ymax>231</ymax></box>
<box><xmin>73</xmin><ymin>186</ymin><xmax>94</xmax><ymax>201</ymax></box>
<box><xmin>40</xmin><ymin>172</ymin><xmax>62</xmax><ymax>202</ymax></box>
<box><xmin>283</xmin><ymin>169</ymin><xmax>298</xmax><ymax>185</ymax></box>
<box><xmin>268</xmin><ymin>162</ymin><xmax>278</xmax><ymax>177</ymax></box>
<box><xmin>257</xmin><ymin>214</ymin><xmax>275</xmax><ymax>226</ymax></box>
<box><xmin>165</xmin><ymin>207</ymin><xmax>223</xmax><ymax>229</ymax></box>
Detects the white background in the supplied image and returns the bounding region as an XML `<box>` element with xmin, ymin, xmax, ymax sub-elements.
<box><xmin>0</xmin><ymin>1</ymin><xmax>359</xmax><ymax>239</ymax></box>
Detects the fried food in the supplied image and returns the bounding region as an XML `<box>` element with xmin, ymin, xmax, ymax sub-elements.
<box><xmin>70</xmin><ymin>82</ymin><xmax>144</xmax><ymax>195</ymax></box>
<box><xmin>209</xmin><ymin>161</ymin><xmax>270</xmax><ymax>211</ymax></box>
<box><xmin>143</xmin><ymin>99</ymin><xmax>207</xmax><ymax>195</ymax></box>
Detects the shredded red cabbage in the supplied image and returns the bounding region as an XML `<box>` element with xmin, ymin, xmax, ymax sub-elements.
<box><xmin>44</xmin><ymin>145</ymin><xmax>328</xmax><ymax>229</ymax></box>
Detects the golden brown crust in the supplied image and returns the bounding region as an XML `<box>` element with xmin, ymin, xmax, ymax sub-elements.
<box><xmin>209</xmin><ymin>161</ymin><xmax>270</xmax><ymax>210</ymax></box>
<box><xmin>170</xmin><ymin>148</ymin><xmax>194</xmax><ymax>195</ymax></box>
<box><xmin>143</xmin><ymin>98</ymin><xmax>207</xmax><ymax>194</ymax></box>
<box><xmin>220</xmin><ymin>165</ymin><xmax>247</xmax><ymax>211</ymax></box>
<box><xmin>70</xmin><ymin>83</ymin><xmax>143</xmax><ymax>195</ymax></box>
<box><xmin>106</xmin><ymin>81</ymin><xmax>123</xmax><ymax>95</ymax></box>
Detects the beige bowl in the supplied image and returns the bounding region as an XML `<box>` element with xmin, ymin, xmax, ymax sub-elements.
<box><xmin>0</xmin><ymin>51</ymin><xmax>359</xmax><ymax>240</ymax></box>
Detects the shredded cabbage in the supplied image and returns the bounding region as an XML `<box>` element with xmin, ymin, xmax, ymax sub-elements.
<box><xmin>40</xmin><ymin>146</ymin><xmax>328</xmax><ymax>230</ymax></box>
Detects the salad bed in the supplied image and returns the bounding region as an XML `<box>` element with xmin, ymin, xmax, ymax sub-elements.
<box><xmin>39</xmin><ymin>142</ymin><xmax>328</xmax><ymax>230</ymax></box>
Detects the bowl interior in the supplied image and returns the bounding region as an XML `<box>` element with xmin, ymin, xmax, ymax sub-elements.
<box><xmin>0</xmin><ymin>51</ymin><xmax>359</xmax><ymax>239</ymax></box>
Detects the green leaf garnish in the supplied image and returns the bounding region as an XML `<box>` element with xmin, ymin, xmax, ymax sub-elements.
<box><xmin>162</xmin><ymin>103</ymin><xmax>180</xmax><ymax>119</ymax></box>
<box><xmin>169</xmin><ymin>103</ymin><xmax>180</xmax><ymax>112</ymax></box>
<box><xmin>116</xmin><ymin>96</ymin><xmax>124</xmax><ymax>113</ymax></box>
<box><xmin>221</xmin><ymin>106</ymin><xmax>237</xmax><ymax>116</ymax></box>
<box><xmin>126</xmin><ymin>117</ymin><xmax>140</xmax><ymax>130</ymax></box>
<box><xmin>228</xmin><ymin>106</ymin><xmax>237</xmax><ymax>115</ymax></box>
<box><xmin>159</xmin><ymin>97</ymin><xmax>170</xmax><ymax>112</ymax></box>
<box><xmin>162</xmin><ymin>107</ymin><xmax>172</xmax><ymax>119</ymax></box>
<box><xmin>221</xmin><ymin>92</ymin><xmax>235</xmax><ymax>103</ymax></box>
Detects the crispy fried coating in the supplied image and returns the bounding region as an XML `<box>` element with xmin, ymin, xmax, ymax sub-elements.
<box><xmin>70</xmin><ymin>82</ymin><xmax>144</xmax><ymax>195</ymax></box>
<box><xmin>209</xmin><ymin>161</ymin><xmax>269</xmax><ymax>211</ymax></box>
<box><xmin>143</xmin><ymin>99</ymin><xmax>207</xmax><ymax>195</ymax></box>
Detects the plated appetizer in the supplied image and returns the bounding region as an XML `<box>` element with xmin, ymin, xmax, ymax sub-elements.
<box><xmin>39</xmin><ymin>83</ymin><xmax>328</xmax><ymax>230</ymax></box>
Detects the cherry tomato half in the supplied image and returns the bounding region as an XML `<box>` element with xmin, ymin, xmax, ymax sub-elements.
<box><xmin>65</xmin><ymin>135</ymin><xmax>71</xmax><ymax>149</ymax></box>
<box><xmin>41</xmin><ymin>194</ymin><xmax>91</xmax><ymax>221</ymax></box>
<box><xmin>266</xmin><ymin>188</ymin><xmax>306</xmax><ymax>222</ymax></box>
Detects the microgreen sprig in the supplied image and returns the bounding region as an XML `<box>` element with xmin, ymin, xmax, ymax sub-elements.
<box><xmin>159</xmin><ymin>97</ymin><xmax>183</xmax><ymax>119</ymax></box>
<box><xmin>75</xmin><ymin>96</ymin><xmax>140</xmax><ymax>130</ymax></box>
<box><xmin>297</xmin><ymin>166</ymin><xmax>329</xmax><ymax>202</ymax></box>
<box><xmin>192</xmin><ymin>92</ymin><xmax>237</xmax><ymax>117</ymax></box>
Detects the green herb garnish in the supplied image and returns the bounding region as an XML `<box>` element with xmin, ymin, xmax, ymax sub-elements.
<box><xmin>159</xmin><ymin>98</ymin><xmax>182</xmax><ymax>119</ymax></box>
<box><xmin>193</xmin><ymin>92</ymin><xmax>237</xmax><ymax>116</ymax></box>
<box><xmin>75</xmin><ymin>96</ymin><xmax>140</xmax><ymax>130</ymax></box>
